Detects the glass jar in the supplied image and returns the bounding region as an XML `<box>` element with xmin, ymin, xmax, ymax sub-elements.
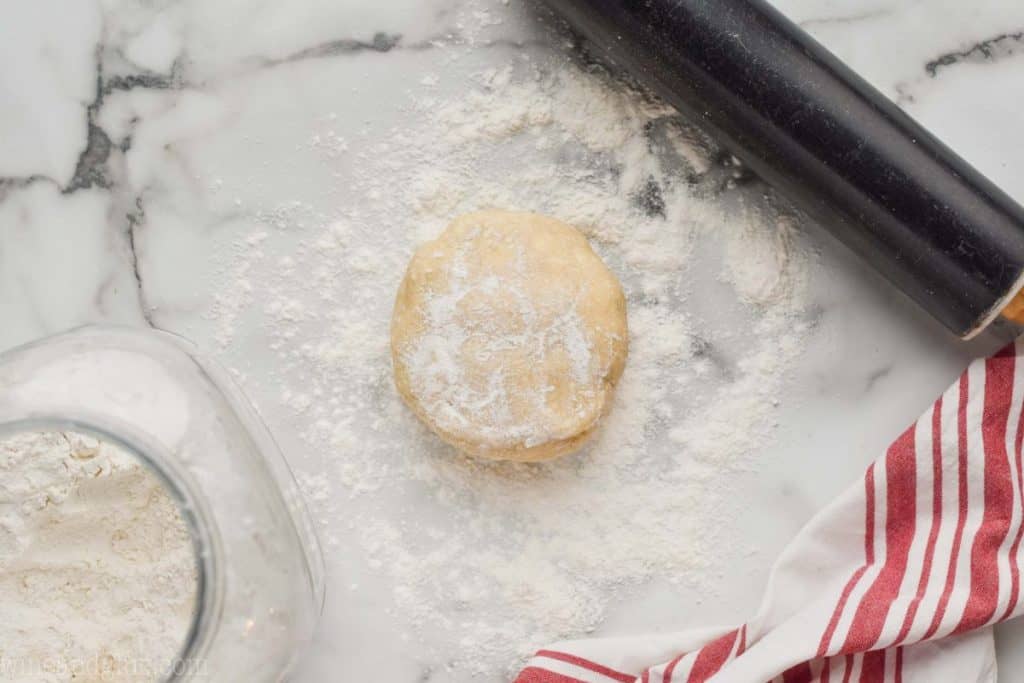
<box><xmin>0</xmin><ymin>325</ymin><xmax>324</xmax><ymax>681</ymax></box>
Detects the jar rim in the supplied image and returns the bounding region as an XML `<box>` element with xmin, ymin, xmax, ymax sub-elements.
<box><xmin>0</xmin><ymin>416</ymin><xmax>220</xmax><ymax>683</ymax></box>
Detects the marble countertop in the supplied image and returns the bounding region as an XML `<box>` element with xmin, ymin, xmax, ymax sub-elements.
<box><xmin>3</xmin><ymin>0</ymin><xmax>1024</xmax><ymax>681</ymax></box>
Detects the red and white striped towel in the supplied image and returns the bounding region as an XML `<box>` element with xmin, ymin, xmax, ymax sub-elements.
<box><xmin>515</xmin><ymin>340</ymin><xmax>1024</xmax><ymax>682</ymax></box>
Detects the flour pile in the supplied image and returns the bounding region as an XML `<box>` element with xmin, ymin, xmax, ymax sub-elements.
<box><xmin>208</xmin><ymin>54</ymin><xmax>814</xmax><ymax>678</ymax></box>
<box><xmin>0</xmin><ymin>432</ymin><xmax>197</xmax><ymax>682</ymax></box>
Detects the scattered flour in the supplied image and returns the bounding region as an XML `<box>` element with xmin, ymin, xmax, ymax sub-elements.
<box><xmin>208</xmin><ymin>51</ymin><xmax>815</xmax><ymax>679</ymax></box>
<box><xmin>208</xmin><ymin>230</ymin><xmax>267</xmax><ymax>349</ymax></box>
<box><xmin>0</xmin><ymin>431</ymin><xmax>197</xmax><ymax>682</ymax></box>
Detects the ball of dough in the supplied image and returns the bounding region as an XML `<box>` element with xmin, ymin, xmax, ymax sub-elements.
<box><xmin>391</xmin><ymin>210</ymin><xmax>628</xmax><ymax>462</ymax></box>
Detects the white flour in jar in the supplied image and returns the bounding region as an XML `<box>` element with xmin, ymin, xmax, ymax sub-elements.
<box><xmin>0</xmin><ymin>431</ymin><xmax>197</xmax><ymax>682</ymax></box>
<box><xmin>207</xmin><ymin>40</ymin><xmax>816</xmax><ymax>679</ymax></box>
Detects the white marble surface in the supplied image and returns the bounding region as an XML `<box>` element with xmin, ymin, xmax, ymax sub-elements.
<box><xmin>2</xmin><ymin>0</ymin><xmax>1024</xmax><ymax>680</ymax></box>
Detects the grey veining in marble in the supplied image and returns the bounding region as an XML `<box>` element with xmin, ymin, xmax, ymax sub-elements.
<box><xmin>3</xmin><ymin>0</ymin><xmax>1024</xmax><ymax>680</ymax></box>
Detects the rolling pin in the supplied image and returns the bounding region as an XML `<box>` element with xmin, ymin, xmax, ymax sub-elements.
<box><xmin>541</xmin><ymin>0</ymin><xmax>1024</xmax><ymax>338</ymax></box>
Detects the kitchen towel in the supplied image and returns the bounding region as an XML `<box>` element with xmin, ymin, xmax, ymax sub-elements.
<box><xmin>515</xmin><ymin>339</ymin><xmax>1024</xmax><ymax>682</ymax></box>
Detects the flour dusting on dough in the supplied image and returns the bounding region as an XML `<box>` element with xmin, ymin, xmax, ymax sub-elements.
<box><xmin>393</xmin><ymin>212</ymin><xmax>627</xmax><ymax>460</ymax></box>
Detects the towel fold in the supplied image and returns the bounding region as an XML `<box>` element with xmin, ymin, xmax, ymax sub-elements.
<box><xmin>515</xmin><ymin>340</ymin><xmax>1024</xmax><ymax>682</ymax></box>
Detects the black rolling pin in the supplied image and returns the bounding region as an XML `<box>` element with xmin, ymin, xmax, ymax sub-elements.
<box><xmin>541</xmin><ymin>0</ymin><xmax>1024</xmax><ymax>338</ymax></box>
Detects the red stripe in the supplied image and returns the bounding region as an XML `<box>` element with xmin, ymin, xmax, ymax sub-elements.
<box><xmin>685</xmin><ymin>629</ymin><xmax>738</xmax><ymax>683</ymax></box>
<box><xmin>894</xmin><ymin>398</ymin><xmax>944</xmax><ymax>645</ymax></box>
<box><xmin>642</xmin><ymin>671</ymin><xmax>650</xmax><ymax>683</ymax></box>
<box><xmin>858</xmin><ymin>650</ymin><xmax>885</xmax><ymax>682</ymax></box>
<box><xmin>956</xmin><ymin>350</ymin><xmax>1017</xmax><ymax>632</ymax></box>
<box><xmin>841</xmin><ymin>427</ymin><xmax>918</xmax><ymax>652</ymax></box>
<box><xmin>894</xmin><ymin>647</ymin><xmax>903</xmax><ymax>683</ymax></box>
<box><xmin>840</xmin><ymin>654</ymin><xmax>855</xmax><ymax>683</ymax></box>
<box><xmin>820</xmin><ymin>657</ymin><xmax>831</xmax><ymax>683</ymax></box>
<box><xmin>780</xmin><ymin>661</ymin><xmax>813</xmax><ymax>683</ymax></box>
<box><xmin>536</xmin><ymin>651</ymin><xmax>634</xmax><ymax>683</ymax></box>
<box><xmin>515</xmin><ymin>667</ymin><xmax>587</xmax><ymax>683</ymax></box>
<box><xmin>1002</xmin><ymin>346</ymin><xmax>1024</xmax><ymax>622</ymax></box>
<box><xmin>662</xmin><ymin>654</ymin><xmax>684</xmax><ymax>683</ymax></box>
<box><xmin>817</xmin><ymin>465</ymin><xmax>878</xmax><ymax>657</ymax></box>
<box><xmin>736</xmin><ymin>625</ymin><xmax>747</xmax><ymax>656</ymax></box>
<box><xmin>923</xmin><ymin>374</ymin><xmax>971</xmax><ymax>639</ymax></box>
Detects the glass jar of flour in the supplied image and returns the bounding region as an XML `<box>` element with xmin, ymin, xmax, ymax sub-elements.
<box><xmin>0</xmin><ymin>325</ymin><xmax>324</xmax><ymax>681</ymax></box>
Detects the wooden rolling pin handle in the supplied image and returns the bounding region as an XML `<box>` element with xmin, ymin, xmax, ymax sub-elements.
<box><xmin>1003</xmin><ymin>287</ymin><xmax>1024</xmax><ymax>326</ymax></box>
